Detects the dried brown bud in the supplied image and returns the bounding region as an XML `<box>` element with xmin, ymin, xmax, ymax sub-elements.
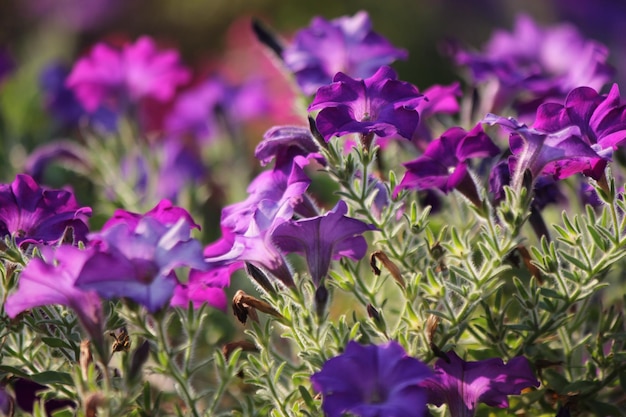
<box><xmin>426</xmin><ymin>315</ymin><xmax>440</xmax><ymax>343</ymax></box>
<box><xmin>109</xmin><ymin>327</ymin><xmax>131</xmax><ymax>353</ymax></box>
<box><xmin>232</xmin><ymin>290</ymin><xmax>283</xmax><ymax>324</ymax></box>
<box><xmin>370</xmin><ymin>251</ymin><xmax>405</xmax><ymax>288</ymax></box>
<box><xmin>85</xmin><ymin>393</ymin><xmax>104</xmax><ymax>417</ymax></box>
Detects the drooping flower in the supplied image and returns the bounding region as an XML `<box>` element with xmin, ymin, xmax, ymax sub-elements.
<box><xmin>67</xmin><ymin>36</ymin><xmax>190</xmax><ymax>112</ymax></box>
<box><xmin>311</xmin><ymin>341</ymin><xmax>431</xmax><ymax>417</ymax></box>
<box><xmin>453</xmin><ymin>14</ymin><xmax>612</xmax><ymax>114</ymax></box>
<box><xmin>308</xmin><ymin>66</ymin><xmax>424</xmax><ymax>141</ymax></box>
<box><xmin>395</xmin><ymin>124</ymin><xmax>500</xmax><ymax>205</ymax></box>
<box><xmin>4</xmin><ymin>245</ymin><xmax>103</xmax><ymax>343</ymax></box>
<box><xmin>0</xmin><ymin>174</ymin><xmax>91</xmax><ymax>245</ymax></box>
<box><xmin>75</xmin><ymin>217</ymin><xmax>206</xmax><ymax>313</ymax></box>
<box><xmin>272</xmin><ymin>200</ymin><xmax>376</xmax><ymax>286</ymax></box>
<box><xmin>282</xmin><ymin>11</ymin><xmax>407</xmax><ymax>95</ymax></box>
<box><xmin>255</xmin><ymin>125</ymin><xmax>323</xmax><ymax>168</ymax></box>
<box><xmin>420</xmin><ymin>350</ymin><xmax>540</xmax><ymax>417</ymax></box>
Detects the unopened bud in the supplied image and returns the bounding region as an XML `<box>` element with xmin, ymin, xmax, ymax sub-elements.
<box><xmin>245</xmin><ymin>262</ymin><xmax>275</xmax><ymax>294</ymax></box>
<box><xmin>222</xmin><ymin>340</ymin><xmax>258</xmax><ymax>360</ymax></box>
<box><xmin>366</xmin><ymin>304</ymin><xmax>387</xmax><ymax>334</ymax></box>
<box><xmin>315</xmin><ymin>285</ymin><xmax>329</xmax><ymax>320</ymax></box>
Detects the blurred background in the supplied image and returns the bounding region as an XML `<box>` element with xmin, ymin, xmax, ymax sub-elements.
<box><xmin>1</xmin><ymin>0</ymin><xmax>625</xmax><ymax>91</ymax></box>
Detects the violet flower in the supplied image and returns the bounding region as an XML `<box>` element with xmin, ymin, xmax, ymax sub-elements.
<box><xmin>75</xmin><ymin>217</ymin><xmax>206</xmax><ymax>313</ymax></box>
<box><xmin>272</xmin><ymin>200</ymin><xmax>376</xmax><ymax>286</ymax></box>
<box><xmin>0</xmin><ymin>48</ymin><xmax>14</xmax><ymax>84</ymax></box>
<box><xmin>395</xmin><ymin>124</ymin><xmax>500</xmax><ymax>206</ymax></box>
<box><xmin>4</xmin><ymin>245</ymin><xmax>103</xmax><ymax>343</ymax></box>
<box><xmin>420</xmin><ymin>350</ymin><xmax>540</xmax><ymax>417</ymax></box>
<box><xmin>0</xmin><ymin>174</ymin><xmax>91</xmax><ymax>246</ymax></box>
<box><xmin>102</xmin><ymin>199</ymin><xmax>200</xmax><ymax>231</ymax></box>
<box><xmin>311</xmin><ymin>341</ymin><xmax>431</xmax><ymax>417</ymax></box>
<box><xmin>412</xmin><ymin>82</ymin><xmax>462</xmax><ymax>146</ymax></box>
<box><xmin>454</xmin><ymin>14</ymin><xmax>612</xmax><ymax>114</ymax></box>
<box><xmin>484</xmin><ymin>114</ymin><xmax>604</xmax><ymax>190</ymax></box>
<box><xmin>308</xmin><ymin>66</ymin><xmax>424</xmax><ymax>142</ymax></box>
<box><xmin>66</xmin><ymin>36</ymin><xmax>190</xmax><ymax>112</ymax></box>
<box><xmin>282</xmin><ymin>11</ymin><xmax>407</xmax><ymax>95</ymax></box>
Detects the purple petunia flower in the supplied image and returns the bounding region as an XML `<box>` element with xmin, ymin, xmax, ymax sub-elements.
<box><xmin>484</xmin><ymin>114</ymin><xmax>605</xmax><ymax>190</ymax></box>
<box><xmin>395</xmin><ymin>124</ymin><xmax>500</xmax><ymax>205</ymax></box>
<box><xmin>282</xmin><ymin>11</ymin><xmax>407</xmax><ymax>95</ymax></box>
<box><xmin>531</xmin><ymin>83</ymin><xmax>626</xmax><ymax>180</ymax></box>
<box><xmin>67</xmin><ymin>36</ymin><xmax>190</xmax><ymax>112</ymax></box>
<box><xmin>75</xmin><ymin>216</ymin><xmax>206</xmax><ymax>313</ymax></box>
<box><xmin>0</xmin><ymin>174</ymin><xmax>91</xmax><ymax>246</ymax></box>
<box><xmin>255</xmin><ymin>125</ymin><xmax>324</xmax><ymax>168</ymax></box>
<box><xmin>4</xmin><ymin>245</ymin><xmax>103</xmax><ymax>342</ymax></box>
<box><xmin>311</xmin><ymin>341</ymin><xmax>431</xmax><ymax>417</ymax></box>
<box><xmin>0</xmin><ymin>48</ymin><xmax>15</xmax><ymax>85</ymax></box>
<box><xmin>308</xmin><ymin>66</ymin><xmax>423</xmax><ymax>142</ymax></box>
<box><xmin>102</xmin><ymin>199</ymin><xmax>200</xmax><ymax>231</ymax></box>
<box><xmin>272</xmin><ymin>200</ymin><xmax>376</xmax><ymax>286</ymax></box>
<box><xmin>420</xmin><ymin>350</ymin><xmax>539</xmax><ymax>417</ymax></box>
<box><xmin>170</xmin><ymin>263</ymin><xmax>238</xmax><ymax>311</ymax></box>
<box><xmin>454</xmin><ymin>14</ymin><xmax>613</xmax><ymax>114</ymax></box>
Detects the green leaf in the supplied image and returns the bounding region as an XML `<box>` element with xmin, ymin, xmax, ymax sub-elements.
<box><xmin>41</xmin><ymin>337</ymin><xmax>72</xmax><ymax>350</ymax></box>
<box><xmin>31</xmin><ymin>370</ymin><xmax>74</xmax><ymax>386</ymax></box>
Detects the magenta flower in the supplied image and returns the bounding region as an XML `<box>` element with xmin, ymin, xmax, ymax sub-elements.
<box><xmin>170</xmin><ymin>263</ymin><xmax>237</xmax><ymax>311</ymax></box>
<box><xmin>0</xmin><ymin>174</ymin><xmax>91</xmax><ymax>245</ymax></box>
<box><xmin>311</xmin><ymin>341</ymin><xmax>431</xmax><ymax>417</ymax></box>
<box><xmin>395</xmin><ymin>125</ymin><xmax>499</xmax><ymax>204</ymax></box>
<box><xmin>67</xmin><ymin>36</ymin><xmax>190</xmax><ymax>112</ymax></box>
<box><xmin>308</xmin><ymin>66</ymin><xmax>424</xmax><ymax>141</ymax></box>
<box><xmin>420</xmin><ymin>351</ymin><xmax>539</xmax><ymax>417</ymax></box>
<box><xmin>272</xmin><ymin>200</ymin><xmax>376</xmax><ymax>286</ymax></box>
<box><xmin>76</xmin><ymin>217</ymin><xmax>206</xmax><ymax>313</ymax></box>
<box><xmin>282</xmin><ymin>11</ymin><xmax>407</xmax><ymax>95</ymax></box>
<box><xmin>412</xmin><ymin>82</ymin><xmax>461</xmax><ymax>146</ymax></box>
<box><xmin>454</xmin><ymin>14</ymin><xmax>612</xmax><ymax>113</ymax></box>
<box><xmin>4</xmin><ymin>245</ymin><xmax>102</xmax><ymax>342</ymax></box>
<box><xmin>255</xmin><ymin>125</ymin><xmax>323</xmax><ymax>168</ymax></box>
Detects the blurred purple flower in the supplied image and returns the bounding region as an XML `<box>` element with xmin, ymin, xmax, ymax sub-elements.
<box><xmin>420</xmin><ymin>350</ymin><xmax>539</xmax><ymax>417</ymax></box>
<box><xmin>309</xmin><ymin>66</ymin><xmax>424</xmax><ymax>141</ymax></box>
<box><xmin>283</xmin><ymin>11</ymin><xmax>407</xmax><ymax>95</ymax></box>
<box><xmin>454</xmin><ymin>14</ymin><xmax>613</xmax><ymax>114</ymax></box>
<box><xmin>532</xmin><ymin>83</ymin><xmax>626</xmax><ymax>180</ymax></box>
<box><xmin>4</xmin><ymin>245</ymin><xmax>103</xmax><ymax>342</ymax></box>
<box><xmin>484</xmin><ymin>114</ymin><xmax>604</xmax><ymax>190</ymax></box>
<box><xmin>40</xmin><ymin>63</ymin><xmax>117</xmax><ymax>131</ymax></box>
<box><xmin>272</xmin><ymin>200</ymin><xmax>375</xmax><ymax>286</ymax></box>
<box><xmin>67</xmin><ymin>36</ymin><xmax>190</xmax><ymax>112</ymax></box>
<box><xmin>155</xmin><ymin>137</ymin><xmax>208</xmax><ymax>201</ymax></box>
<box><xmin>0</xmin><ymin>48</ymin><xmax>15</xmax><ymax>84</ymax></box>
<box><xmin>0</xmin><ymin>174</ymin><xmax>91</xmax><ymax>246</ymax></box>
<box><xmin>311</xmin><ymin>341</ymin><xmax>431</xmax><ymax>417</ymax></box>
<box><xmin>171</xmin><ymin>263</ymin><xmax>237</xmax><ymax>310</ymax></box>
<box><xmin>76</xmin><ymin>217</ymin><xmax>206</xmax><ymax>312</ymax></box>
<box><xmin>165</xmin><ymin>76</ymin><xmax>268</xmax><ymax>142</ymax></box>
<box><xmin>395</xmin><ymin>124</ymin><xmax>499</xmax><ymax>203</ymax></box>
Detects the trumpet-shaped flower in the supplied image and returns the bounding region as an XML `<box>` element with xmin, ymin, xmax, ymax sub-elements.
<box><xmin>308</xmin><ymin>66</ymin><xmax>423</xmax><ymax>141</ymax></box>
<box><xmin>67</xmin><ymin>36</ymin><xmax>190</xmax><ymax>112</ymax></box>
<box><xmin>0</xmin><ymin>174</ymin><xmax>91</xmax><ymax>245</ymax></box>
<box><xmin>420</xmin><ymin>351</ymin><xmax>540</xmax><ymax>417</ymax></box>
<box><xmin>311</xmin><ymin>341</ymin><xmax>431</xmax><ymax>417</ymax></box>
<box><xmin>272</xmin><ymin>200</ymin><xmax>376</xmax><ymax>286</ymax></box>
<box><xmin>75</xmin><ymin>217</ymin><xmax>206</xmax><ymax>312</ymax></box>
<box><xmin>4</xmin><ymin>245</ymin><xmax>102</xmax><ymax>341</ymax></box>
<box><xmin>283</xmin><ymin>11</ymin><xmax>407</xmax><ymax>95</ymax></box>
